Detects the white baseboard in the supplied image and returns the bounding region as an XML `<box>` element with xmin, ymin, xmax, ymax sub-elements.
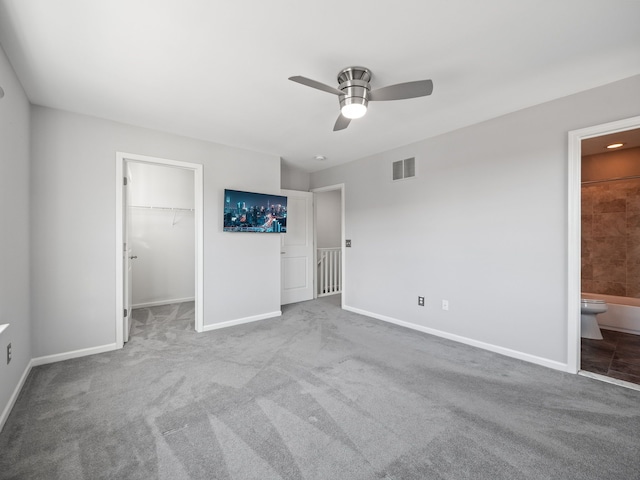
<box><xmin>343</xmin><ymin>305</ymin><xmax>569</xmax><ymax>373</ymax></box>
<box><xmin>132</xmin><ymin>297</ymin><xmax>195</xmax><ymax>309</ymax></box>
<box><xmin>0</xmin><ymin>359</ymin><xmax>33</xmax><ymax>432</ymax></box>
<box><xmin>31</xmin><ymin>343</ymin><xmax>119</xmax><ymax>367</ymax></box>
<box><xmin>202</xmin><ymin>311</ymin><xmax>282</xmax><ymax>332</ymax></box>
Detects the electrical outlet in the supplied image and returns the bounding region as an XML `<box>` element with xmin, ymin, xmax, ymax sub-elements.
<box><xmin>442</xmin><ymin>299</ymin><xmax>449</xmax><ymax>311</ymax></box>
<box><xmin>6</xmin><ymin>343</ymin><xmax>11</xmax><ymax>364</ymax></box>
<box><xmin>418</xmin><ymin>296</ymin><xmax>425</xmax><ymax>306</ymax></box>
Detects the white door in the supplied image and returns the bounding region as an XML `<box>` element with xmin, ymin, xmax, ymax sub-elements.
<box><xmin>123</xmin><ymin>169</ymin><xmax>134</xmax><ymax>343</ymax></box>
<box><xmin>281</xmin><ymin>189</ymin><xmax>314</xmax><ymax>305</ymax></box>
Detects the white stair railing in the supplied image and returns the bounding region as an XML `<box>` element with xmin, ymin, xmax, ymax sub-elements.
<box><xmin>317</xmin><ymin>247</ymin><xmax>342</xmax><ymax>297</ymax></box>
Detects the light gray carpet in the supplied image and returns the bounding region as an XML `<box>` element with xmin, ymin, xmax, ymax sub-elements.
<box><xmin>1</xmin><ymin>297</ymin><xmax>639</xmax><ymax>480</ymax></box>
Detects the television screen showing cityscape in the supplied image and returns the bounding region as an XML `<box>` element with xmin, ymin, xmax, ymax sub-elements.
<box><xmin>223</xmin><ymin>189</ymin><xmax>287</xmax><ymax>233</ymax></box>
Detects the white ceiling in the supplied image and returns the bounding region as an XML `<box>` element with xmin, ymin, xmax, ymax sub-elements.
<box><xmin>1</xmin><ymin>1</ymin><xmax>639</xmax><ymax>172</ymax></box>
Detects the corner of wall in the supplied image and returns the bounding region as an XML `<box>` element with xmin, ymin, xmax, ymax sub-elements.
<box><xmin>281</xmin><ymin>159</ymin><xmax>311</xmax><ymax>191</ymax></box>
<box><xmin>0</xmin><ymin>43</ymin><xmax>33</xmax><ymax>433</ymax></box>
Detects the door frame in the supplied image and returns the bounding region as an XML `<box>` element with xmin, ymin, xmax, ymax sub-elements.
<box><xmin>311</xmin><ymin>183</ymin><xmax>346</xmax><ymax>308</ymax></box>
<box><xmin>115</xmin><ymin>152</ymin><xmax>204</xmax><ymax>348</ymax></box>
<box><xmin>567</xmin><ymin>115</ymin><xmax>640</xmax><ymax>373</ymax></box>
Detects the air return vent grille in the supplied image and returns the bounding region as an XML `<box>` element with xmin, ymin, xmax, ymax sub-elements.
<box><xmin>392</xmin><ymin>157</ymin><xmax>415</xmax><ymax>181</ymax></box>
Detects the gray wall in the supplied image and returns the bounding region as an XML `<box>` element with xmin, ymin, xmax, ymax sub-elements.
<box><xmin>31</xmin><ymin>106</ymin><xmax>281</xmax><ymax>358</ymax></box>
<box><xmin>281</xmin><ymin>160</ymin><xmax>310</xmax><ymax>191</ymax></box>
<box><xmin>311</xmin><ymin>75</ymin><xmax>640</xmax><ymax>366</ymax></box>
<box><xmin>315</xmin><ymin>190</ymin><xmax>341</xmax><ymax>248</ymax></box>
<box><xmin>0</xmin><ymin>45</ymin><xmax>31</xmax><ymax>422</ymax></box>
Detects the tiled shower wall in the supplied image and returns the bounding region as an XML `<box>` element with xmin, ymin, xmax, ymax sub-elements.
<box><xmin>582</xmin><ymin>178</ymin><xmax>640</xmax><ymax>297</ymax></box>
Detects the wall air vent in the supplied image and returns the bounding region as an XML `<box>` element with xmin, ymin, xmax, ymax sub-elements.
<box><xmin>392</xmin><ymin>157</ymin><xmax>415</xmax><ymax>181</ymax></box>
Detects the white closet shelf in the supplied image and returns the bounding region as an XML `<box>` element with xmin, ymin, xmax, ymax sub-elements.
<box><xmin>130</xmin><ymin>205</ymin><xmax>194</xmax><ymax>212</ymax></box>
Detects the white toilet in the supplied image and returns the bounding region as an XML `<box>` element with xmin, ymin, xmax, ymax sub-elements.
<box><xmin>580</xmin><ymin>298</ymin><xmax>607</xmax><ymax>339</ymax></box>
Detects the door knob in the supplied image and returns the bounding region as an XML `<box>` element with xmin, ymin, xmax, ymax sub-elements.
<box><xmin>129</xmin><ymin>255</ymin><xmax>138</xmax><ymax>260</ymax></box>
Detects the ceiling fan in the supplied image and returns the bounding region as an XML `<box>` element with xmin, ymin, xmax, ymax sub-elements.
<box><xmin>289</xmin><ymin>66</ymin><xmax>433</xmax><ymax>131</ymax></box>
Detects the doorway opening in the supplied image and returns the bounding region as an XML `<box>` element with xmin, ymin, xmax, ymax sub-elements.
<box><xmin>115</xmin><ymin>152</ymin><xmax>204</xmax><ymax>348</ymax></box>
<box><xmin>568</xmin><ymin>115</ymin><xmax>640</xmax><ymax>389</ymax></box>
<box><xmin>312</xmin><ymin>184</ymin><xmax>345</xmax><ymax>308</ymax></box>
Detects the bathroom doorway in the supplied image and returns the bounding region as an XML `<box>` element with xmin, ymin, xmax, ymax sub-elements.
<box><xmin>568</xmin><ymin>116</ymin><xmax>640</xmax><ymax>389</ymax></box>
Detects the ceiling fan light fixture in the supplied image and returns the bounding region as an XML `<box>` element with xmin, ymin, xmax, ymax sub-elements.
<box><xmin>341</xmin><ymin>103</ymin><xmax>367</xmax><ymax>119</ymax></box>
<box><xmin>340</xmin><ymin>91</ymin><xmax>369</xmax><ymax>119</ymax></box>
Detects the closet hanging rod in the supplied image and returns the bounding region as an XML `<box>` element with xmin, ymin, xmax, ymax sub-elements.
<box><xmin>130</xmin><ymin>205</ymin><xmax>194</xmax><ymax>212</ymax></box>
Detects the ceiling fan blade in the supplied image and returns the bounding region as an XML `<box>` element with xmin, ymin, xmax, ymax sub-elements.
<box><xmin>333</xmin><ymin>114</ymin><xmax>351</xmax><ymax>131</ymax></box>
<box><xmin>369</xmin><ymin>79</ymin><xmax>433</xmax><ymax>101</ymax></box>
<box><xmin>289</xmin><ymin>76</ymin><xmax>345</xmax><ymax>96</ymax></box>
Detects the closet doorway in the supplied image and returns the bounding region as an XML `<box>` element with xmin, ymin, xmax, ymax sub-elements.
<box><xmin>115</xmin><ymin>153</ymin><xmax>203</xmax><ymax>348</ymax></box>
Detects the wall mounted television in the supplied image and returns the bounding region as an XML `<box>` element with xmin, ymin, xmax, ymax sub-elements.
<box><xmin>223</xmin><ymin>189</ymin><xmax>287</xmax><ymax>233</ymax></box>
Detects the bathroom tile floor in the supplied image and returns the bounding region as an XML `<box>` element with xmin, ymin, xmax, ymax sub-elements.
<box><xmin>581</xmin><ymin>329</ymin><xmax>640</xmax><ymax>385</ymax></box>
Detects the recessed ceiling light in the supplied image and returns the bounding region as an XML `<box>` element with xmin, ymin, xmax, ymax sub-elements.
<box><xmin>314</xmin><ymin>155</ymin><xmax>327</xmax><ymax>162</ymax></box>
<box><xmin>606</xmin><ymin>143</ymin><xmax>624</xmax><ymax>149</ymax></box>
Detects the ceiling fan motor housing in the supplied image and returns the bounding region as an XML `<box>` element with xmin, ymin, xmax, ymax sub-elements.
<box><xmin>338</xmin><ymin>67</ymin><xmax>371</xmax><ymax>111</ymax></box>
